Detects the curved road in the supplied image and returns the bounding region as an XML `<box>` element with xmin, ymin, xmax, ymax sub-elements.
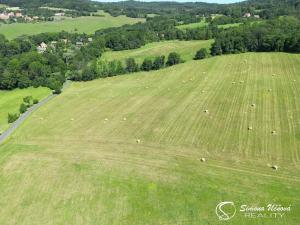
<box><xmin>0</xmin><ymin>81</ymin><xmax>71</xmax><ymax>145</ymax></box>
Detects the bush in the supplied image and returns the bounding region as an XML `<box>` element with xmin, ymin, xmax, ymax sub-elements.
<box><xmin>125</xmin><ymin>58</ymin><xmax>139</xmax><ymax>73</ymax></box>
<box><xmin>152</xmin><ymin>56</ymin><xmax>165</xmax><ymax>70</ymax></box>
<box><xmin>194</xmin><ymin>48</ymin><xmax>209</xmax><ymax>60</ymax></box>
<box><xmin>23</xmin><ymin>96</ymin><xmax>33</xmax><ymax>104</ymax></box>
<box><xmin>166</xmin><ymin>52</ymin><xmax>181</xmax><ymax>66</ymax></box>
<box><xmin>8</xmin><ymin>113</ymin><xmax>19</xmax><ymax>123</ymax></box>
<box><xmin>53</xmin><ymin>88</ymin><xmax>62</xmax><ymax>94</ymax></box>
<box><xmin>33</xmin><ymin>99</ymin><xmax>39</xmax><ymax>104</ymax></box>
<box><xmin>19</xmin><ymin>103</ymin><xmax>28</xmax><ymax>114</ymax></box>
<box><xmin>141</xmin><ymin>58</ymin><xmax>153</xmax><ymax>71</ymax></box>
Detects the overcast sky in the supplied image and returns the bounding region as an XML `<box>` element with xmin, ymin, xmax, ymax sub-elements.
<box><xmin>94</xmin><ymin>0</ymin><xmax>242</xmax><ymax>3</ymax></box>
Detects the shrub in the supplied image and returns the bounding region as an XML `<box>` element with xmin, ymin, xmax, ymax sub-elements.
<box><xmin>125</xmin><ymin>58</ymin><xmax>139</xmax><ymax>73</ymax></box>
<box><xmin>141</xmin><ymin>58</ymin><xmax>153</xmax><ymax>71</ymax></box>
<box><xmin>152</xmin><ymin>56</ymin><xmax>165</xmax><ymax>70</ymax></box>
<box><xmin>33</xmin><ymin>99</ymin><xmax>39</xmax><ymax>104</ymax></box>
<box><xmin>19</xmin><ymin>103</ymin><xmax>28</xmax><ymax>114</ymax></box>
<box><xmin>23</xmin><ymin>96</ymin><xmax>33</xmax><ymax>104</ymax></box>
<box><xmin>194</xmin><ymin>48</ymin><xmax>209</xmax><ymax>60</ymax></box>
<box><xmin>8</xmin><ymin>113</ymin><xmax>19</xmax><ymax>123</ymax></box>
<box><xmin>166</xmin><ymin>52</ymin><xmax>181</xmax><ymax>66</ymax></box>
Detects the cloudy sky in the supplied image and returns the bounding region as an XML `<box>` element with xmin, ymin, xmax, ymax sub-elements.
<box><xmin>94</xmin><ymin>0</ymin><xmax>242</xmax><ymax>3</ymax></box>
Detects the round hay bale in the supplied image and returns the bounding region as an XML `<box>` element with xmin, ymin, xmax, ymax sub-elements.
<box><xmin>251</xmin><ymin>103</ymin><xmax>256</xmax><ymax>107</ymax></box>
<box><xmin>123</xmin><ymin>117</ymin><xmax>127</xmax><ymax>121</ymax></box>
<box><xmin>248</xmin><ymin>126</ymin><xmax>253</xmax><ymax>130</ymax></box>
<box><xmin>204</xmin><ymin>109</ymin><xmax>209</xmax><ymax>113</ymax></box>
<box><xmin>240</xmin><ymin>80</ymin><xmax>244</xmax><ymax>84</ymax></box>
<box><xmin>271</xmin><ymin>165</ymin><xmax>278</xmax><ymax>170</ymax></box>
<box><xmin>201</xmin><ymin>90</ymin><xmax>205</xmax><ymax>93</ymax></box>
<box><xmin>232</xmin><ymin>81</ymin><xmax>236</xmax><ymax>84</ymax></box>
<box><xmin>104</xmin><ymin>118</ymin><xmax>108</xmax><ymax>121</ymax></box>
<box><xmin>200</xmin><ymin>157</ymin><xmax>206</xmax><ymax>162</ymax></box>
<box><xmin>70</xmin><ymin>118</ymin><xmax>74</xmax><ymax>121</ymax></box>
<box><xmin>271</xmin><ymin>130</ymin><xmax>277</xmax><ymax>135</ymax></box>
<box><xmin>136</xmin><ymin>139</ymin><xmax>141</xmax><ymax>144</ymax></box>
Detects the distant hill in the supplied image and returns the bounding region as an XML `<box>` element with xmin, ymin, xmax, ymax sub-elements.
<box><xmin>0</xmin><ymin>0</ymin><xmax>97</xmax><ymax>12</ymax></box>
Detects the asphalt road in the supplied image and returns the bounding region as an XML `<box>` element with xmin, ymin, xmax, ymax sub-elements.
<box><xmin>0</xmin><ymin>81</ymin><xmax>70</xmax><ymax>145</ymax></box>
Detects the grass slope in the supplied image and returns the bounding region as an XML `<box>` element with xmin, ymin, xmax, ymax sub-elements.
<box><xmin>0</xmin><ymin>12</ymin><xmax>145</xmax><ymax>40</ymax></box>
<box><xmin>0</xmin><ymin>87</ymin><xmax>51</xmax><ymax>133</ymax></box>
<box><xmin>176</xmin><ymin>20</ymin><xmax>208</xmax><ymax>30</ymax></box>
<box><xmin>101</xmin><ymin>40</ymin><xmax>213</xmax><ymax>64</ymax></box>
<box><xmin>0</xmin><ymin>53</ymin><xmax>300</xmax><ymax>224</ymax></box>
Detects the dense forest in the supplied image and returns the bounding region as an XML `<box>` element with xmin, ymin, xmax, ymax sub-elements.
<box><xmin>211</xmin><ymin>17</ymin><xmax>300</xmax><ymax>55</ymax></box>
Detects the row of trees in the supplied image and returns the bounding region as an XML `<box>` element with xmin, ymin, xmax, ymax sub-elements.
<box><xmin>71</xmin><ymin>52</ymin><xmax>182</xmax><ymax>81</ymax></box>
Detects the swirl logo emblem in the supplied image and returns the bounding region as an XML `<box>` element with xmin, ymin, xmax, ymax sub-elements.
<box><xmin>216</xmin><ymin>201</ymin><xmax>236</xmax><ymax>221</ymax></box>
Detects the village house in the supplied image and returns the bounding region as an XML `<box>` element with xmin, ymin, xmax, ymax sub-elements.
<box><xmin>0</xmin><ymin>13</ymin><xmax>9</xmax><ymax>20</ymax></box>
<box><xmin>243</xmin><ymin>13</ymin><xmax>251</xmax><ymax>18</ymax></box>
<box><xmin>54</xmin><ymin>12</ymin><xmax>65</xmax><ymax>17</ymax></box>
<box><xmin>37</xmin><ymin>42</ymin><xmax>48</xmax><ymax>53</ymax></box>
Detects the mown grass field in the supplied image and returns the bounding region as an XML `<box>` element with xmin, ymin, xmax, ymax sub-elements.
<box><xmin>101</xmin><ymin>40</ymin><xmax>213</xmax><ymax>64</ymax></box>
<box><xmin>177</xmin><ymin>21</ymin><xmax>242</xmax><ymax>30</ymax></box>
<box><xmin>0</xmin><ymin>87</ymin><xmax>51</xmax><ymax>133</ymax></box>
<box><xmin>0</xmin><ymin>53</ymin><xmax>300</xmax><ymax>224</ymax></box>
<box><xmin>176</xmin><ymin>20</ymin><xmax>208</xmax><ymax>30</ymax></box>
<box><xmin>0</xmin><ymin>11</ymin><xmax>145</xmax><ymax>40</ymax></box>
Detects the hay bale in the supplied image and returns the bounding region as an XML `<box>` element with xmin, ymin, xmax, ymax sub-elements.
<box><xmin>201</xmin><ymin>90</ymin><xmax>205</xmax><ymax>93</ymax></box>
<box><xmin>248</xmin><ymin>126</ymin><xmax>253</xmax><ymax>130</ymax></box>
<box><xmin>240</xmin><ymin>80</ymin><xmax>244</xmax><ymax>84</ymax></box>
<box><xmin>271</xmin><ymin>165</ymin><xmax>278</xmax><ymax>170</ymax></box>
<box><xmin>123</xmin><ymin>117</ymin><xmax>127</xmax><ymax>121</ymax></box>
<box><xmin>251</xmin><ymin>103</ymin><xmax>256</xmax><ymax>107</ymax></box>
<box><xmin>70</xmin><ymin>118</ymin><xmax>74</xmax><ymax>121</ymax></box>
<box><xmin>271</xmin><ymin>130</ymin><xmax>277</xmax><ymax>135</ymax></box>
<box><xmin>136</xmin><ymin>139</ymin><xmax>141</xmax><ymax>144</ymax></box>
<box><xmin>104</xmin><ymin>118</ymin><xmax>108</xmax><ymax>121</ymax></box>
<box><xmin>200</xmin><ymin>157</ymin><xmax>206</xmax><ymax>162</ymax></box>
<box><xmin>204</xmin><ymin>109</ymin><xmax>209</xmax><ymax>113</ymax></box>
<box><xmin>232</xmin><ymin>81</ymin><xmax>236</xmax><ymax>84</ymax></box>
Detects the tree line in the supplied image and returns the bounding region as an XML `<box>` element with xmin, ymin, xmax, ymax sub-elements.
<box><xmin>211</xmin><ymin>17</ymin><xmax>300</xmax><ymax>56</ymax></box>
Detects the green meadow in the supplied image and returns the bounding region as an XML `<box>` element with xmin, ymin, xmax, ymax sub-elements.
<box><xmin>0</xmin><ymin>52</ymin><xmax>299</xmax><ymax>224</ymax></box>
<box><xmin>101</xmin><ymin>40</ymin><xmax>213</xmax><ymax>64</ymax></box>
<box><xmin>0</xmin><ymin>11</ymin><xmax>145</xmax><ymax>40</ymax></box>
<box><xmin>176</xmin><ymin>20</ymin><xmax>208</xmax><ymax>30</ymax></box>
<box><xmin>0</xmin><ymin>87</ymin><xmax>51</xmax><ymax>133</ymax></box>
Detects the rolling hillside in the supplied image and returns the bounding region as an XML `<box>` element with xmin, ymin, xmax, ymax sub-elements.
<box><xmin>101</xmin><ymin>40</ymin><xmax>213</xmax><ymax>64</ymax></box>
<box><xmin>0</xmin><ymin>53</ymin><xmax>299</xmax><ymax>224</ymax></box>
